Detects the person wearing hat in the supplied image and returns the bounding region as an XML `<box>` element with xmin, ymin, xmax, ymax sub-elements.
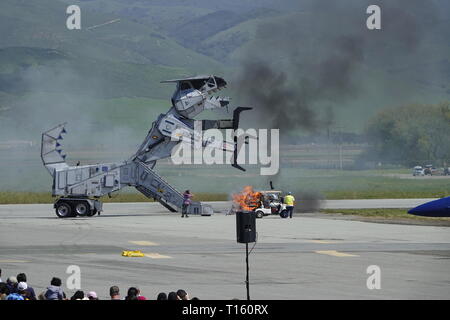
<box><xmin>6</xmin><ymin>276</ymin><xmax>18</xmax><ymax>294</ymax></box>
<box><xmin>87</xmin><ymin>291</ymin><xmax>98</xmax><ymax>300</ymax></box>
<box><xmin>6</xmin><ymin>280</ymin><xmax>24</xmax><ymax>301</ymax></box>
<box><xmin>17</xmin><ymin>273</ymin><xmax>36</xmax><ymax>300</ymax></box>
<box><xmin>109</xmin><ymin>286</ymin><xmax>121</xmax><ymax>300</ymax></box>
<box><xmin>17</xmin><ymin>282</ymin><xmax>30</xmax><ymax>300</ymax></box>
<box><xmin>284</xmin><ymin>192</ymin><xmax>296</xmax><ymax>219</ymax></box>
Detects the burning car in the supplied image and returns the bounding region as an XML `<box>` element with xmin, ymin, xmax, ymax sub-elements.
<box><xmin>254</xmin><ymin>190</ymin><xmax>289</xmax><ymax>218</ymax></box>
<box><xmin>231</xmin><ymin>186</ymin><xmax>289</xmax><ymax>218</ymax></box>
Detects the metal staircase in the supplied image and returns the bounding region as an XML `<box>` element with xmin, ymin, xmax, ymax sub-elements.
<box><xmin>134</xmin><ymin>161</ymin><xmax>212</xmax><ymax>215</ymax></box>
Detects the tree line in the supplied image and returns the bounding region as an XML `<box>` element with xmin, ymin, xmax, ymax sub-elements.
<box><xmin>363</xmin><ymin>101</ymin><xmax>450</xmax><ymax>167</ymax></box>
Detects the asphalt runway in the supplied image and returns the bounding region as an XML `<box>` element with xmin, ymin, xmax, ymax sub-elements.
<box><xmin>0</xmin><ymin>201</ymin><xmax>449</xmax><ymax>300</ymax></box>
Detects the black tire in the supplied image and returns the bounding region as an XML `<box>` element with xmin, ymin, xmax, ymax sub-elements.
<box><xmin>280</xmin><ymin>210</ymin><xmax>288</xmax><ymax>218</ymax></box>
<box><xmin>74</xmin><ymin>201</ymin><xmax>90</xmax><ymax>217</ymax></box>
<box><xmin>255</xmin><ymin>210</ymin><xmax>264</xmax><ymax>219</ymax></box>
<box><xmin>55</xmin><ymin>202</ymin><xmax>72</xmax><ymax>218</ymax></box>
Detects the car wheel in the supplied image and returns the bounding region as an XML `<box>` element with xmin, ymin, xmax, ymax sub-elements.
<box><xmin>255</xmin><ymin>211</ymin><xmax>264</xmax><ymax>219</ymax></box>
<box><xmin>74</xmin><ymin>201</ymin><xmax>90</xmax><ymax>216</ymax></box>
<box><xmin>55</xmin><ymin>202</ymin><xmax>72</xmax><ymax>218</ymax></box>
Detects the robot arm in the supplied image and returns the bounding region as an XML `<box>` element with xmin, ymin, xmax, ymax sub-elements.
<box><xmin>157</xmin><ymin>107</ymin><xmax>253</xmax><ymax>170</ymax></box>
<box><xmin>201</xmin><ymin>106</ymin><xmax>253</xmax><ymax>130</ymax></box>
<box><xmin>204</xmin><ymin>107</ymin><xmax>254</xmax><ymax>171</ymax></box>
<box><xmin>157</xmin><ymin>114</ymin><xmax>234</xmax><ymax>152</ymax></box>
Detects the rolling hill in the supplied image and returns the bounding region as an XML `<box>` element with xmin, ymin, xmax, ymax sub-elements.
<box><xmin>0</xmin><ymin>0</ymin><xmax>225</xmax><ymax>99</ymax></box>
<box><xmin>0</xmin><ymin>0</ymin><xmax>449</xmax><ymax>136</ymax></box>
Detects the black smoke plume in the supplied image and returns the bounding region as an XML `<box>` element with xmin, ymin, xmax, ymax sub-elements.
<box><xmin>234</xmin><ymin>0</ymin><xmax>439</xmax><ymax>134</ymax></box>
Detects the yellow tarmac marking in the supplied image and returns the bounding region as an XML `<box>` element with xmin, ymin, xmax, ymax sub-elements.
<box><xmin>144</xmin><ymin>253</ymin><xmax>172</xmax><ymax>259</ymax></box>
<box><xmin>129</xmin><ymin>241</ymin><xmax>159</xmax><ymax>246</ymax></box>
<box><xmin>308</xmin><ymin>240</ymin><xmax>337</xmax><ymax>244</ymax></box>
<box><xmin>315</xmin><ymin>250</ymin><xmax>358</xmax><ymax>257</ymax></box>
<box><xmin>0</xmin><ymin>260</ymin><xmax>29</xmax><ymax>263</ymax></box>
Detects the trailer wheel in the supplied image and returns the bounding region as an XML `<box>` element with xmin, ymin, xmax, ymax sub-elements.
<box><xmin>255</xmin><ymin>210</ymin><xmax>264</xmax><ymax>219</ymax></box>
<box><xmin>74</xmin><ymin>201</ymin><xmax>90</xmax><ymax>216</ymax></box>
<box><xmin>55</xmin><ymin>202</ymin><xmax>72</xmax><ymax>218</ymax></box>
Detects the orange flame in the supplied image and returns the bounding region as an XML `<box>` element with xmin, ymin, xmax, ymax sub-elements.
<box><xmin>232</xmin><ymin>186</ymin><xmax>262</xmax><ymax>211</ymax></box>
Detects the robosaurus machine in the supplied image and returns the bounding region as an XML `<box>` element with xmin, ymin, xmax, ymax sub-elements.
<box><xmin>41</xmin><ymin>75</ymin><xmax>251</xmax><ymax>218</ymax></box>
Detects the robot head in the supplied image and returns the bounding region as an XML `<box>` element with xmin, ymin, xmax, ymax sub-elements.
<box><xmin>162</xmin><ymin>75</ymin><xmax>229</xmax><ymax>118</ymax></box>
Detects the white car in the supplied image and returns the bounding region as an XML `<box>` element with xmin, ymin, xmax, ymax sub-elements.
<box><xmin>413</xmin><ymin>166</ymin><xmax>425</xmax><ymax>176</ymax></box>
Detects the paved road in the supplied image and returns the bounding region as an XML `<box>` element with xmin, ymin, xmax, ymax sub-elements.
<box><xmin>322</xmin><ymin>198</ymin><xmax>438</xmax><ymax>209</ymax></box>
<box><xmin>206</xmin><ymin>198</ymin><xmax>439</xmax><ymax>211</ymax></box>
<box><xmin>0</xmin><ymin>201</ymin><xmax>449</xmax><ymax>300</ymax></box>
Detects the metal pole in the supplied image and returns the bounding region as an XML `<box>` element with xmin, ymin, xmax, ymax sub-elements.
<box><xmin>246</xmin><ymin>242</ymin><xmax>250</xmax><ymax>300</ymax></box>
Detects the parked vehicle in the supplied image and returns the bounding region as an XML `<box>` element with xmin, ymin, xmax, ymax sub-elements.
<box><xmin>413</xmin><ymin>166</ymin><xmax>425</xmax><ymax>176</ymax></box>
<box><xmin>444</xmin><ymin>167</ymin><xmax>450</xmax><ymax>176</ymax></box>
<box><xmin>424</xmin><ymin>164</ymin><xmax>437</xmax><ymax>176</ymax></box>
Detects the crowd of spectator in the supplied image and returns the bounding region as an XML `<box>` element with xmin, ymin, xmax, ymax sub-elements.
<box><xmin>0</xmin><ymin>268</ymin><xmax>197</xmax><ymax>301</ymax></box>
